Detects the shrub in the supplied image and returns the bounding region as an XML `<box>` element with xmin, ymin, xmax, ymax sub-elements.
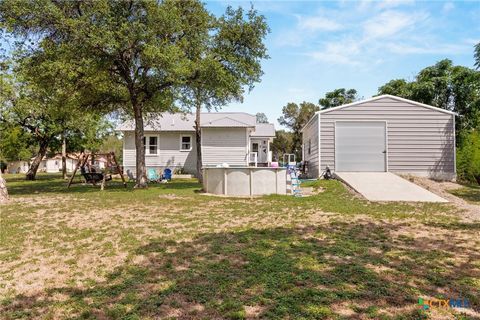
<box><xmin>456</xmin><ymin>129</ymin><xmax>480</xmax><ymax>184</ymax></box>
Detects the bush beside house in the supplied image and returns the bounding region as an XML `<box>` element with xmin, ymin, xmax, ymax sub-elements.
<box><xmin>457</xmin><ymin>130</ymin><xmax>480</xmax><ymax>184</ymax></box>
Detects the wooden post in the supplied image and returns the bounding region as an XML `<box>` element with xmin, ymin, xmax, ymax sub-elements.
<box><xmin>61</xmin><ymin>134</ymin><xmax>67</xmax><ymax>179</ymax></box>
<box><xmin>67</xmin><ymin>153</ymin><xmax>85</xmax><ymax>188</ymax></box>
<box><xmin>86</xmin><ymin>154</ymin><xmax>92</xmax><ymax>172</ymax></box>
<box><xmin>100</xmin><ymin>170</ymin><xmax>107</xmax><ymax>190</ymax></box>
<box><xmin>111</xmin><ymin>152</ymin><xmax>126</xmax><ymax>188</ymax></box>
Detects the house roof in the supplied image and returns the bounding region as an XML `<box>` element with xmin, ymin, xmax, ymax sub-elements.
<box><xmin>117</xmin><ymin>112</ymin><xmax>275</xmax><ymax>136</ymax></box>
<box><xmin>31</xmin><ymin>153</ymin><xmax>80</xmax><ymax>161</ymax></box>
<box><xmin>318</xmin><ymin>94</ymin><xmax>457</xmax><ymax>115</ymax></box>
<box><xmin>251</xmin><ymin>123</ymin><xmax>275</xmax><ymax>137</ymax></box>
<box><xmin>301</xmin><ymin>94</ymin><xmax>456</xmax><ymax>132</ymax></box>
<box><xmin>203</xmin><ymin>116</ymin><xmax>254</xmax><ymax>128</ymax></box>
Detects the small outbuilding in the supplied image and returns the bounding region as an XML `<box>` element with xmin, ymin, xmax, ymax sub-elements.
<box><xmin>302</xmin><ymin>95</ymin><xmax>456</xmax><ymax>180</ymax></box>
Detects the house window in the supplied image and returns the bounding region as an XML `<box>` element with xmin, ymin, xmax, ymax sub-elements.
<box><xmin>308</xmin><ymin>139</ymin><xmax>312</xmax><ymax>155</ymax></box>
<box><xmin>143</xmin><ymin>135</ymin><xmax>158</xmax><ymax>155</ymax></box>
<box><xmin>180</xmin><ymin>135</ymin><xmax>192</xmax><ymax>151</ymax></box>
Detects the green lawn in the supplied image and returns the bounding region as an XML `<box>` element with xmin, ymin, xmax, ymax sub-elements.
<box><xmin>449</xmin><ymin>184</ymin><xmax>480</xmax><ymax>205</ymax></box>
<box><xmin>1</xmin><ymin>174</ymin><xmax>479</xmax><ymax>319</ymax></box>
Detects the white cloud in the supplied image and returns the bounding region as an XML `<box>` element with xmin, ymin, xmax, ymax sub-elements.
<box><xmin>308</xmin><ymin>39</ymin><xmax>361</xmax><ymax>65</ymax></box>
<box><xmin>298</xmin><ymin>16</ymin><xmax>343</xmax><ymax>31</ymax></box>
<box><xmin>363</xmin><ymin>10</ymin><xmax>427</xmax><ymax>39</ymax></box>
<box><xmin>387</xmin><ymin>42</ymin><xmax>474</xmax><ymax>55</ymax></box>
<box><xmin>278</xmin><ymin>3</ymin><xmax>471</xmax><ymax>68</ymax></box>
<box><xmin>442</xmin><ymin>2</ymin><xmax>455</xmax><ymax>13</ymax></box>
<box><xmin>376</xmin><ymin>0</ymin><xmax>415</xmax><ymax>9</ymax></box>
<box><xmin>275</xmin><ymin>13</ymin><xmax>343</xmax><ymax>47</ymax></box>
<box><xmin>356</xmin><ymin>0</ymin><xmax>415</xmax><ymax>11</ymax></box>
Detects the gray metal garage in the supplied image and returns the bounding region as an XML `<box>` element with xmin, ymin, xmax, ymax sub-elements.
<box><xmin>301</xmin><ymin>95</ymin><xmax>456</xmax><ymax>180</ymax></box>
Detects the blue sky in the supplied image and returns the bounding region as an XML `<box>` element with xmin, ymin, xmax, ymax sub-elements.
<box><xmin>206</xmin><ymin>0</ymin><xmax>480</xmax><ymax>127</ymax></box>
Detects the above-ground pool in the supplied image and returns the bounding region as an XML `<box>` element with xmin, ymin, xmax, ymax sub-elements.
<box><xmin>202</xmin><ymin>167</ymin><xmax>287</xmax><ymax>196</ymax></box>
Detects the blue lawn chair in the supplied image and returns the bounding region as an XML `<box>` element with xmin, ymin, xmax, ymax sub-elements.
<box><xmin>147</xmin><ymin>168</ymin><xmax>161</xmax><ymax>182</ymax></box>
<box><xmin>162</xmin><ymin>168</ymin><xmax>172</xmax><ymax>180</ymax></box>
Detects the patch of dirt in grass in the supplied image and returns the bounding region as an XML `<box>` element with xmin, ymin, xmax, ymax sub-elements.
<box><xmin>158</xmin><ymin>193</ymin><xmax>186</xmax><ymax>200</ymax></box>
<box><xmin>330</xmin><ymin>302</ymin><xmax>356</xmax><ymax>317</ymax></box>
<box><xmin>244</xmin><ymin>305</ymin><xmax>266</xmax><ymax>318</ymax></box>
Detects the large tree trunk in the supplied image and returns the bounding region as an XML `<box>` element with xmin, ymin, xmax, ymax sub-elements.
<box><xmin>61</xmin><ymin>134</ymin><xmax>67</xmax><ymax>179</ymax></box>
<box><xmin>133</xmin><ymin>103</ymin><xmax>148</xmax><ymax>188</ymax></box>
<box><xmin>195</xmin><ymin>102</ymin><xmax>203</xmax><ymax>184</ymax></box>
<box><xmin>26</xmin><ymin>140</ymin><xmax>48</xmax><ymax>181</ymax></box>
<box><xmin>0</xmin><ymin>171</ymin><xmax>8</xmax><ymax>203</ymax></box>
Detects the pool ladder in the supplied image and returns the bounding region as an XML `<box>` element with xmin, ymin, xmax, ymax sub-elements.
<box><xmin>289</xmin><ymin>168</ymin><xmax>302</xmax><ymax>197</ymax></box>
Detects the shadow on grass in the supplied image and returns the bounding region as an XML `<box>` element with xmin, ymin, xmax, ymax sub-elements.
<box><xmin>3</xmin><ymin>222</ymin><xmax>479</xmax><ymax>319</ymax></box>
<box><xmin>5</xmin><ymin>174</ymin><xmax>202</xmax><ymax>196</ymax></box>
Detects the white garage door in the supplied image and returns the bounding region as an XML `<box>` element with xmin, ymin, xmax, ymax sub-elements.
<box><xmin>335</xmin><ymin>122</ymin><xmax>386</xmax><ymax>172</ymax></box>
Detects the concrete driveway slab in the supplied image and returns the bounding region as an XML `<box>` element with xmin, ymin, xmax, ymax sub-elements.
<box><xmin>334</xmin><ymin>172</ymin><xmax>448</xmax><ymax>202</ymax></box>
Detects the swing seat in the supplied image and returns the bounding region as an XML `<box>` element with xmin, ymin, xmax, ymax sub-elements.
<box><xmin>67</xmin><ymin>152</ymin><xmax>126</xmax><ymax>189</ymax></box>
<box><xmin>82</xmin><ymin>172</ymin><xmax>112</xmax><ymax>184</ymax></box>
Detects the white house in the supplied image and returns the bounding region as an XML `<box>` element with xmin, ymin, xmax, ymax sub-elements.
<box><xmin>301</xmin><ymin>95</ymin><xmax>456</xmax><ymax>180</ymax></box>
<box><xmin>7</xmin><ymin>160</ymin><xmax>30</xmax><ymax>174</ymax></box>
<box><xmin>7</xmin><ymin>153</ymin><xmax>107</xmax><ymax>174</ymax></box>
<box><xmin>36</xmin><ymin>154</ymin><xmax>79</xmax><ymax>173</ymax></box>
<box><xmin>117</xmin><ymin>112</ymin><xmax>276</xmax><ymax>175</ymax></box>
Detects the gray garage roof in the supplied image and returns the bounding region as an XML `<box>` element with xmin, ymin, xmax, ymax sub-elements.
<box><xmin>317</xmin><ymin>94</ymin><xmax>457</xmax><ymax>115</ymax></box>
<box><xmin>117</xmin><ymin>112</ymin><xmax>275</xmax><ymax>136</ymax></box>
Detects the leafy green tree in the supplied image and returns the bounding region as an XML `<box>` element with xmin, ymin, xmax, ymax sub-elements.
<box><xmin>167</xmin><ymin>5</ymin><xmax>268</xmax><ymax>183</ymax></box>
<box><xmin>0</xmin><ymin>0</ymin><xmax>269</xmax><ymax>187</ymax></box>
<box><xmin>271</xmin><ymin>130</ymin><xmax>293</xmax><ymax>162</ymax></box>
<box><xmin>64</xmin><ymin>115</ymin><xmax>113</xmax><ymax>154</ymax></box>
<box><xmin>319</xmin><ymin>88</ymin><xmax>358</xmax><ymax>110</ymax></box>
<box><xmin>0</xmin><ymin>66</ymin><xmax>65</xmax><ymax>180</ymax></box>
<box><xmin>256</xmin><ymin>112</ymin><xmax>269</xmax><ymax>124</ymax></box>
<box><xmin>378</xmin><ymin>59</ymin><xmax>480</xmax><ymax>135</ymax></box>
<box><xmin>457</xmin><ymin>129</ymin><xmax>480</xmax><ymax>184</ymax></box>
<box><xmin>98</xmin><ymin>134</ymin><xmax>124</xmax><ymax>163</ymax></box>
<box><xmin>278</xmin><ymin>101</ymin><xmax>319</xmax><ymax>160</ymax></box>
<box><xmin>0</xmin><ymin>124</ymin><xmax>34</xmax><ymax>162</ymax></box>
<box><xmin>0</xmin><ymin>54</ymin><xmax>113</xmax><ymax>180</ymax></box>
<box><xmin>377</xmin><ymin>79</ymin><xmax>411</xmax><ymax>97</ymax></box>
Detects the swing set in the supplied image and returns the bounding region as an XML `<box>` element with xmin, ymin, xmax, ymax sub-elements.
<box><xmin>67</xmin><ymin>152</ymin><xmax>126</xmax><ymax>189</ymax></box>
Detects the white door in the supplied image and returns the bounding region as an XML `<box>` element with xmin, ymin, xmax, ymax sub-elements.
<box><xmin>251</xmin><ymin>141</ymin><xmax>268</xmax><ymax>163</ymax></box>
<box><xmin>335</xmin><ymin>122</ymin><xmax>386</xmax><ymax>172</ymax></box>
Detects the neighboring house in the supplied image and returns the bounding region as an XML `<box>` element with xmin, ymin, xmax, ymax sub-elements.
<box><xmin>7</xmin><ymin>153</ymin><xmax>106</xmax><ymax>174</ymax></box>
<box><xmin>302</xmin><ymin>95</ymin><xmax>456</xmax><ymax>180</ymax></box>
<box><xmin>7</xmin><ymin>160</ymin><xmax>30</xmax><ymax>174</ymax></box>
<box><xmin>37</xmin><ymin>153</ymin><xmax>91</xmax><ymax>173</ymax></box>
<box><xmin>37</xmin><ymin>154</ymin><xmax>73</xmax><ymax>173</ymax></box>
<box><xmin>117</xmin><ymin>112</ymin><xmax>276</xmax><ymax>175</ymax></box>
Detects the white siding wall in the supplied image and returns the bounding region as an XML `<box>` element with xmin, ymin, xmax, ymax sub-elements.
<box><xmin>319</xmin><ymin>97</ymin><xmax>455</xmax><ymax>179</ymax></box>
<box><xmin>7</xmin><ymin>161</ymin><xmax>30</xmax><ymax>174</ymax></box>
<box><xmin>302</xmin><ymin>114</ymin><xmax>320</xmax><ymax>178</ymax></box>
<box><xmin>202</xmin><ymin>127</ymin><xmax>248</xmax><ymax>166</ymax></box>
<box><xmin>123</xmin><ymin>131</ymin><xmax>197</xmax><ymax>174</ymax></box>
<box><xmin>46</xmin><ymin>159</ymin><xmax>61</xmax><ymax>173</ymax></box>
